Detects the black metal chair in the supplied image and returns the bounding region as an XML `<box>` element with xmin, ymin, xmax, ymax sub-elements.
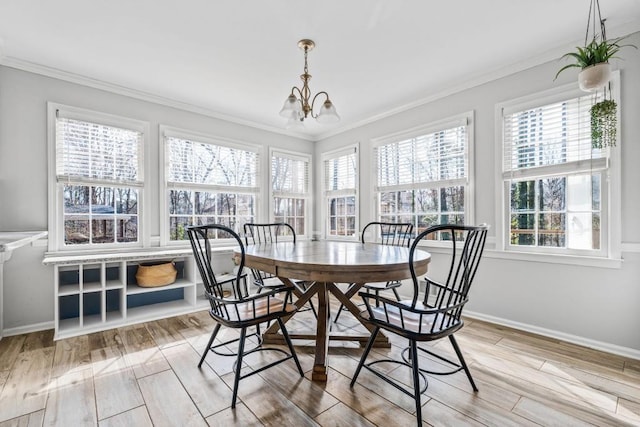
<box><xmin>333</xmin><ymin>221</ymin><xmax>413</xmax><ymax>323</ymax></box>
<box><xmin>350</xmin><ymin>224</ymin><xmax>489</xmax><ymax>426</ymax></box>
<box><xmin>187</xmin><ymin>224</ymin><xmax>303</xmax><ymax>408</ymax></box>
<box><xmin>243</xmin><ymin>222</ymin><xmax>316</xmax><ymax>317</ymax></box>
<box><xmin>243</xmin><ymin>222</ymin><xmax>297</xmax><ymax>291</ymax></box>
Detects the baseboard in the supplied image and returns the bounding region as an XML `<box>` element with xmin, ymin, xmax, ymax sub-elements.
<box><xmin>2</xmin><ymin>321</ymin><xmax>54</xmax><ymax>338</ymax></box>
<box><xmin>621</xmin><ymin>242</ymin><xmax>640</xmax><ymax>253</ymax></box>
<box><xmin>465</xmin><ymin>310</ymin><xmax>640</xmax><ymax>361</ymax></box>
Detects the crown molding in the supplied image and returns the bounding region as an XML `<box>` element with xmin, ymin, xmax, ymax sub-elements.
<box><xmin>0</xmin><ymin>56</ymin><xmax>316</xmax><ymax>142</ymax></box>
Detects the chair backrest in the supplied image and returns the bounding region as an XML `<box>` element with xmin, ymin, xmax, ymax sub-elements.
<box><xmin>187</xmin><ymin>224</ymin><xmax>247</xmax><ymax>311</ymax></box>
<box><xmin>243</xmin><ymin>223</ymin><xmax>296</xmax><ymax>245</ymax></box>
<box><xmin>243</xmin><ymin>223</ymin><xmax>296</xmax><ymax>284</ymax></box>
<box><xmin>409</xmin><ymin>224</ymin><xmax>489</xmax><ymax>331</ymax></box>
<box><xmin>361</xmin><ymin>221</ymin><xmax>413</xmax><ymax>247</ymax></box>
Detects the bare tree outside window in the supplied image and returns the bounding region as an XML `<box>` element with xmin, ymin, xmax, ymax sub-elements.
<box><xmin>166</xmin><ymin>137</ymin><xmax>258</xmax><ymax>240</ymax></box>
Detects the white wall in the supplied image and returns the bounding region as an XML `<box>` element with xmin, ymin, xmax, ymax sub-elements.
<box><xmin>314</xmin><ymin>31</ymin><xmax>640</xmax><ymax>356</ymax></box>
<box><xmin>0</xmin><ymin>65</ymin><xmax>311</xmax><ymax>332</ymax></box>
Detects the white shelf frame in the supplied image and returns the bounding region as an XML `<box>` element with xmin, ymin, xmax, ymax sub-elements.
<box><xmin>44</xmin><ymin>248</ymin><xmax>214</xmax><ymax>340</ymax></box>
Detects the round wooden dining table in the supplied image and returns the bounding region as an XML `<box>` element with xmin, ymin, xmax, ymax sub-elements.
<box><xmin>240</xmin><ymin>240</ymin><xmax>431</xmax><ymax>381</ymax></box>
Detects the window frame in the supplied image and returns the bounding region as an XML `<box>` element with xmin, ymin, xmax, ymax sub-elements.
<box><xmin>47</xmin><ymin>103</ymin><xmax>150</xmax><ymax>252</ymax></box>
<box><xmin>159</xmin><ymin>125</ymin><xmax>263</xmax><ymax>246</ymax></box>
<box><xmin>494</xmin><ymin>75</ymin><xmax>621</xmax><ymax>261</ymax></box>
<box><xmin>371</xmin><ymin>112</ymin><xmax>475</xmax><ymax>247</ymax></box>
<box><xmin>269</xmin><ymin>148</ymin><xmax>312</xmax><ymax>239</ymax></box>
<box><xmin>321</xmin><ymin>144</ymin><xmax>359</xmax><ymax>240</ymax></box>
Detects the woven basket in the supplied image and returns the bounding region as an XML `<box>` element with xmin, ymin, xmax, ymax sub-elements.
<box><xmin>135</xmin><ymin>261</ymin><xmax>177</xmax><ymax>287</ymax></box>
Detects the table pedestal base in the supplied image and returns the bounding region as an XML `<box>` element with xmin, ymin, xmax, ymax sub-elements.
<box><xmin>263</xmin><ymin>280</ymin><xmax>390</xmax><ymax>382</ymax></box>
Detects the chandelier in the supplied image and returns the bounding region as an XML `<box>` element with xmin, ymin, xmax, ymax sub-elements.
<box><xmin>279</xmin><ymin>39</ymin><xmax>340</xmax><ymax>127</ymax></box>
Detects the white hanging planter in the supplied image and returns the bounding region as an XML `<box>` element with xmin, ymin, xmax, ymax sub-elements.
<box><xmin>578</xmin><ymin>62</ymin><xmax>612</xmax><ymax>92</ymax></box>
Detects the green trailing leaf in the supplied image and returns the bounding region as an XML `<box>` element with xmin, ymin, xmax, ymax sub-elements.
<box><xmin>554</xmin><ymin>36</ymin><xmax>637</xmax><ymax>80</ymax></box>
<box><xmin>591</xmin><ymin>99</ymin><xmax>617</xmax><ymax>148</ymax></box>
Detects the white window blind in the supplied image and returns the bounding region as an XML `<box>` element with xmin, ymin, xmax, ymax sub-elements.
<box><xmin>167</xmin><ymin>137</ymin><xmax>259</xmax><ymax>190</ymax></box>
<box><xmin>272</xmin><ymin>152</ymin><xmax>309</xmax><ymax>196</ymax></box>
<box><xmin>503</xmin><ymin>91</ymin><xmax>607</xmax><ymax>179</ymax></box>
<box><xmin>324</xmin><ymin>149</ymin><xmax>357</xmax><ymax>194</ymax></box>
<box><xmin>375</xmin><ymin>124</ymin><xmax>467</xmax><ymax>191</ymax></box>
<box><xmin>55</xmin><ymin>117</ymin><xmax>143</xmax><ymax>186</ymax></box>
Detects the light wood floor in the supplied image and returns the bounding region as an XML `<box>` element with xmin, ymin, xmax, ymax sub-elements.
<box><xmin>0</xmin><ymin>300</ymin><xmax>639</xmax><ymax>426</ymax></box>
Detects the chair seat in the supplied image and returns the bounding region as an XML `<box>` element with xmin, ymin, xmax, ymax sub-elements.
<box><xmin>257</xmin><ymin>276</ymin><xmax>307</xmax><ymax>288</ymax></box>
<box><xmin>258</xmin><ymin>276</ymin><xmax>286</xmax><ymax>288</ymax></box>
<box><xmin>361</xmin><ymin>300</ymin><xmax>459</xmax><ymax>337</ymax></box>
<box><xmin>217</xmin><ymin>272</ymin><xmax>246</xmax><ymax>284</ymax></box>
<box><xmin>216</xmin><ymin>296</ymin><xmax>297</xmax><ymax>323</ymax></box>
<box><xmin>364</xmin><ymin>280</ymin><xmax>401</xmax><ymax>290</ymax></box>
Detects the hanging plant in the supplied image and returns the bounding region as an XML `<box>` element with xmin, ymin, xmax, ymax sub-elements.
<box><xmin>553</xmin><ymin>1</ymin><xmax>636</xmax><ymax>91</ymax></box>
<box><xmin>590</xmin><ymin>98</ymin><xmax>617</xmax><ymax>148</ymax></box>
<box><xmin>554</xmin><ymin>35</ymin><xmax>635</xmax><ymax>81</ymax></box>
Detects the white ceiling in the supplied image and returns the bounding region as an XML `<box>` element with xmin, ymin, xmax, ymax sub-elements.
<box><xmin>1</xmin><ymin>1</ymin><xmax>639</xmax><ymax>140</ymax></box>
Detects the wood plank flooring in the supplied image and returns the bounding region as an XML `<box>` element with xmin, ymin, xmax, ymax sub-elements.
<box><xmin>0</xmin><ymin>301</ymin><xmax>639</xmax><ymax>426</ymax></box>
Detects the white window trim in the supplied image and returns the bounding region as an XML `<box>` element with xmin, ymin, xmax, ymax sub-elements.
<box><xmin>321</xmin><ymin>143</ymin><xmax>359</xmax><ymax>241</ymax></box>
<box><xmin>269</xmin><ymin>147</ymin><xmax>312</xmax><ymax>240</ymax></box>
<box><xmin>370</xmin><ymin>111</ymin><xmax>475</xmax><ymax>244</ymax></box>
<box><xmin>159</xmin><ymin>125</ymin><xmax>264</xmax><ymax>247</ymax></box>
<box><xmin>493</xmin><ymin>74</ymin><xmax>622</xmax><ymax>263</ymax></box>
<box><xmin>47</xmin><ymin>102</ymin><xmax>150</xmax><ymax>252</ymax></box>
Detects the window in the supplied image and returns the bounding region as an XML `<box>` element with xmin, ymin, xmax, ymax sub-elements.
<box><xmin>322</xmin><ymin>145</ymin><xmax>358</xmax><ymax>238</ymax></box>
<box><xmin>373</xmin><ymin>113</ymin><xmax>473</xmax><ymax>240</ymax></box>
<box><xmin>271</xmin><ymin>150</ymin><xmax>311</xmax><ymax>237</ymax></box>
<box><xmin>48</xmin><ymin>104</ymin><xmax>147</xmax><ymax>250</ymax></box>
<box><xmin>498</xmin><ymin>79</ymin><xmax>620</xmax><ymax>258</ymax></box>
<box><xmin>162</xmin><ymin>128</ymin><xmax>259</xmax><ymax>242</ymax></box>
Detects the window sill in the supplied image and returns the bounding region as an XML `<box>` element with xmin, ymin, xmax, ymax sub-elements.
<box><xmin>43</xmin><ymin>245</ymin><xmax>236</xmax><ymax>266</ymax></box>
<box><xmin>482</xmin><ymin>249</ymin><xmax>623</xmax><ymax>269</ymax></box>
<box><xmin>418</xmin><ymin>243</ymin><xmax>622</xmax><ymax>268</ymax></box>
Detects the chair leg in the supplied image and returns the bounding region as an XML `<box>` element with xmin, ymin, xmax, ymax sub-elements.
<box><xmin>278</xmin><ymin>318</ymin><xmax>304</xmax><ymax>376</ymax></box>
<box><xmin>392</xmin><ymin>287</ymin><xmax>401</xmax><ymax>301</ymax></box>
<box><xmin>241</xmin><ymin>276</ymin><xmax>248</xmax><ymax>297</ymax></box>
<box><xmin>449</xmin><ymin>334</ymin><xmax>478</xmax><ymax>392</ymax></box>
<box><xmin>350</xmin><ymin>327</ymin><xmax>379</xmax><ymax>387</ymax></box>
<box><xmin>333</xmin><ymin>303</ymin><xmax>345</xmax><ymax>323</ymax></box>
<box><xmin>308</xmin><ymin>298</ymin><xmax>318</xmax><ymax>319</ymax></box>
<box><xmin>231</xmin><ymin>327</ymin><xmax>247</xmax><ymax>408</ymax></box>
<box><xmin>375</xmin><ymin>290</ymin><xmax>381</xmax><ymax>307</ymax></box>
<box><xmin>410</xmin><ymin>339</ymin><xmax>422</xmax><ymax>425</ymax></box>
<box><xmin>198</xmin><ymin>323</ymin><xmax>221</xmax><ymax>368</ymax></box>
